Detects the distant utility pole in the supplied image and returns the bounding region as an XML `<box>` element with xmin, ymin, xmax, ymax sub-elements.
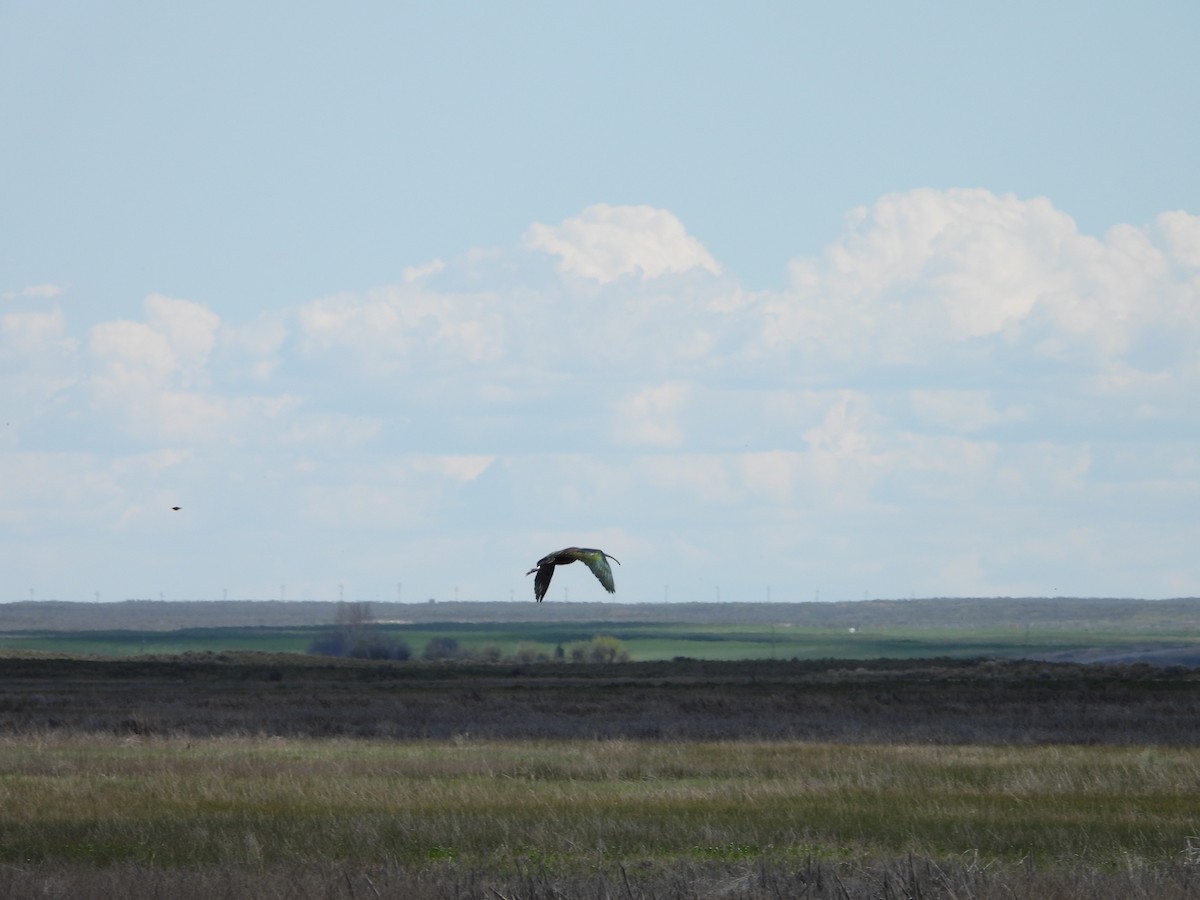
<box><xmin>280</xmin><ymin>584</ymin><xmax>286</xmax><ymax>601</ymax></box>
<box><xmin>339</xmin><ymin>583</ymin><xmax>344</xmax><ymax>602</ymax></box>
<box><xmin>222</xmin><ymin>588</ymin><xmax>228</xmax><ymax>601</ymax></box>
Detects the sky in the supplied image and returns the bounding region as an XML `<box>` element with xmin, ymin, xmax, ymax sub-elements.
<box><xmin>2</xmin><ymin>1</ymin><xmax>1199</xmax><ymax>605</ymax></box>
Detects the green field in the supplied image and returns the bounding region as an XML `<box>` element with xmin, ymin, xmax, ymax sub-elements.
<box><xmin>0</xmin><ymin>733</ymin><xmax>1197</xmax><ymax>898</ymax></box>
<box><xmin>2</xmin><ymin>619</ymin><xmax>1196</xmax><ymax>662</ymax></box>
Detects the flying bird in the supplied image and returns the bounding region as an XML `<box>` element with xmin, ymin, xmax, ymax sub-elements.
<box><xmin>526</xmin><ymin>547</ymin><xmax>620</xmax><ymax>603</ymax></box>
<box><xmin>171</xmin><ymin>506</ymin><xmax>182</xmax><ymax>511</ymax></box>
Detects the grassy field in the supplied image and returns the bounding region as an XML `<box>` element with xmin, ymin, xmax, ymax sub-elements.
<box><xmin>0</xmin><ymin>732</ymin><xmax>1198</xmax><ymax>898</ymax></box>
<box><xmin>1</xmin><ymin>640</ymin><xmax>1198</xmax><ymax>897</ymax></box>
<box><xmin>4</xmin><ymin>734</ymin><xmax>1197</xmax><ymax>867</ymax></box>
<box><xmin>3</xmin><ymin>619</ymin><xmax>1198</xmax><ymax>662</ymax></box>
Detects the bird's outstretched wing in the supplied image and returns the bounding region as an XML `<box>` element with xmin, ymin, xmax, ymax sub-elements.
<box><xmin>532</xmin><ymin>564</ymin><xmax>555</xmax><ymax>602</ymax></box>
<box><xmin>577</xmin><ymin>548</ymin><xmax>619</xmax><ymax>593</ymax></box>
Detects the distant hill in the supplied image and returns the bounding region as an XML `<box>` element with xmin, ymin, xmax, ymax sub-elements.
<box><xmin>2</xmin><ymin>596</ymin><xmax>1199</xmax><ymax>633</ymax></box>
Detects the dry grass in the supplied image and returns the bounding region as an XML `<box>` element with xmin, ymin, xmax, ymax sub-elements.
<box><xmin>1</xmin><ymin>734</ymin><xmax>1198</xmax><ymax>898</ymax></box>
<box><xmin>1</xmin><ymin>656</ymin><xmax>1198</xmax><ymax>897</ymax></box>
<box><xmin>2</xmin><ymin>856</ymin><xmax>1199</xmax><ymax>900</ymax></box>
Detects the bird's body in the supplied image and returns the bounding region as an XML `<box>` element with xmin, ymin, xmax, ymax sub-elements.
<box><xmin>526</xmin><ymin>547</ymin><xmax>620</xmax><ymax>602</ymax></box>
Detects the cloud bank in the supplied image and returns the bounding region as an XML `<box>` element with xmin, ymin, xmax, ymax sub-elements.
<box><xmin>2</xmin><ymin>189</ymin><xmax>1198</xmax><ymax>601</ymax></box>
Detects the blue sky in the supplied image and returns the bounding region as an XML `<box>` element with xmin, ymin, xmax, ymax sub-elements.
<box><xmin>2</xmin><ymin>2</ymin><xmax>1198</xmax><ymax>604</ymax></box>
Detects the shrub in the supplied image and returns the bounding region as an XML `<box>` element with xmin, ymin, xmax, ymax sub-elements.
<box><xmin>422</xmin><ymin>637</ymin><xmax>465</xmax><ymax>661</ymax></box>
<box><xmin>307</xmin><ymin>631</ymin><xmax>351</xmax><ymax>657</ymax></box>
<box><xmin>478</xmin><ymin>643</ymin><xmax>504</xmax><ymax>663</ymax></box>
<box><xmin>350</xmin><ymin>636</ymin><xmax>410</xmax><ymax>661</ymax></box>
<box><xmin>307</xmin><ymin>629</ymin><xmax>409</xmax><ymax>661</ymax></box>
<box><xmin>568</xmin><ymin>634</ymin><xmax>630</xmax><ymax>663</ymax></box>
<box><xmin>514</xmin><ymin>643</ymin><xmax>540</xmax><ymax>664</ymax></box>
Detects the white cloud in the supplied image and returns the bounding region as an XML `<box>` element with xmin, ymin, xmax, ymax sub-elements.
<box><xmin>90</xmin><ymin>319</ymin><xmax>177</xmax><ymax>387</ymax></box>
<box><xmin>89</xmin><ymin>295</ymin><xmax>220</xmax><ymax>392</ymax></box>
<box><xmin>413</xmin><ymin>454</ymin><xmax>494</xmax><ymax>482</ymax></box>
<box><xmin>403</xmin><ymin>259</ymin><xmax>447</xmax><ymax>282</ymax></box>
<box><xmin>219</xmin><ymin>312</ymin><xmax>289</xmax><ymax>381</ymax></box>
<box><xmin>2</xmin><ymin>283</ymin><xmax>64</xmax><ymax>301</ymax></box>
<box><xmin>1155</xmin><ymin>210</ymin><xmax>1200</xmax><ymax>268</ymax></box>
<box><xmin>297</xmin><ymin>285</ymin><xmax>505</xmax><ymax>374</ymax></box>
<box><xmin>525</xmin><ymin>204</ymin><xmax>722</xmax><ymax>283</ymax></box>
<box><xmin>767</xmin><ymin>188</ymin><xmax>1200</xmax><ymax>374</ymax></box>
<box><xmin>739</xmin><ymin>450</ymin><xmax>804</xmax><ymax>501</ymax></box>
<box><xmin>5</xmin><ymin>192</ymin><xmax>1200</xmax><ymax>601</ymax></box>
<box><xmin>293</xmin><ymin>455</ymin><xmax>494</xmax><ymax>530</ymax></box>
<box><xmin>612</xmin><ymin>383</ymin><xmax>688</xmax><ymax>447</ymax></box>
<box><xmin>1</xmin><ymin>307</ymin><xmax>78</xmax><ymax>361</ymax></box>
<box><xmin>634</xmin><ymin>454</ymin><xmax>737</xmax><ymax>504</ymax></box>
<box><xmin>281</xmin><ymin>411</ymin><xmax>380</xmax><ymax>448</ymax></box>
<box><xmin>143</xmin><ymin>294</ymin><xmax>220</xmax><ymax>385</ymax></box>
<box><xmin>85</xmin><ymin>295</ymin><xmax>301</xmax><ymax>444</ymax></box>
<box><xmin>909</xmin><ymin>390</ymin><xmax>1026</xmax><ymax>434</ymax></box>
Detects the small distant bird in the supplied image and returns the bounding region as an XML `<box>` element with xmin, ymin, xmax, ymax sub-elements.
<box><xmin>526</xmin><ymin>547</ymin><xmax>620</xmax><ymax>603</ymax></box>
<box><xmin>171</xmin><ymin>507</ymin><xmax>181</xmax><ymax>511</ymax></box>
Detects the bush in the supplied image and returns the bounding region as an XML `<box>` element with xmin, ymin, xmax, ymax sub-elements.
<box><xmin>478</xmin><ymin>643</ymin><xmax>504</xmax><ymax>663</ymax></box>
<box><xmin>514</xmin><ymin>643</ymin><xmax>540</xmax><ymax>664</ymax></box>
<box><xmin>306</xmin><ymin>629</ymin><xmax>409</xmax><ymax>661</ymax></box>
<box><xmin>307</xmin><ymin>631</ymin><xmax>351</xmax><ymax>657</ymax></box>
<box><xmin>568</xmin><ymin>634</ymin><xmax>630</xmax><ymax>663</ymax></box>
<box><xmin>350</xmin><ymin>636</ymin><xmax>410</xmax><ymax>661</ymax></box>
<box><xmin>422</xmin><ymin>636</ymin><xmax>465</xmax><ymax>661</ymax></box>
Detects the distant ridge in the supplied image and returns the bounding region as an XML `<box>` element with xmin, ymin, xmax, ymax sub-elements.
<box><xmin>1</xmin><ymin>596</ymin><xmax>1198</xmax><ymax>633</ymax></box>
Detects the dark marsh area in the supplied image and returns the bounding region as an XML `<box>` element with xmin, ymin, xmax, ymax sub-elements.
<box><xmin>2</xmin><ymin>653</ymin><xmax>1198</xmax><ymax>745</ymax></box>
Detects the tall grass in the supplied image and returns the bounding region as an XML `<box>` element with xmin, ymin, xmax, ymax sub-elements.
<box><xmin>2</xmin><ymin>654</ymin><xmax>1199</xmax><ymax>897</ymax></box>
<box><xmin>1</xmin><ymin>735</ymin><xmax>1197</xmax><ymax>870</ymax></box>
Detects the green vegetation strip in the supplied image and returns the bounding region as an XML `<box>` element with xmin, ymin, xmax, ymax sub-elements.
<box><xmin>0</xmin><ymin>735</ymin><xmax>1196</xmax><ymax>871</ymax></box>
<box><xmin>3</xmin><ymin>621</ymin><xmax>1196</xmax><ymax>662</ymax></box>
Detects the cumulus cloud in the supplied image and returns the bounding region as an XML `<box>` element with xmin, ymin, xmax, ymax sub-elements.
<box><xmin>1155</xmin><ymin>210</ymin><xmax>1200</xmax><ymax>268</ymax></box>
<box><xmin>769</xmin><ymin>189</ymin><xmax>1200</xmax><ymax>375</ymax></box>
<box><xmin>143</xmin><ymin>294</ymin><xmax>220</xmax><ymax>385</ymax></box>
<box><xmin>525</xmin><ymin>203</ymin><xmax>722</xmax><ymax>283</ymax></box>
<box><xmin>612</xmin><ymin>383</ymin><xmax>688</xmax><ymax>447</ymax></box>
<box><xmin>2</xmin><ymin>283</ymin><xmax>64</xmax><ymax>301</ymax></box>
<box><xmin>85</xmin><ymin>295</ymin><xmax>300</xmax><ymax>444</ymax></box>
<box><xmin>294</xmin><ymin>455</ymin><xmax>495</xmax><ymax>530</ymax></box>
<box><xmin>219</xmin><ymin>312</ymin><xmax>289</xmax><ymax>381</ymax></box>
<box><xmin>402</xmin><ymin>259</ymin><xmax>447</xmax><ymax>282</ymax></box>
<box><xmin>89</xmin><ymin>295</ymin><xmax>219</xmax><ymax>392</ymax></box>
<box><xmin>4</xmin><ymin>191</ymin><xmax>1200</xmax><ymax>600</ymax></box>
<box><xmin>1</xmin><ymin>307</ymin><xmax>78</xmax><ymax>362</ymax></box>
<box><xmin>296</xmin><ymin>285</ymin><xmax>505</xmax><ymax>374</ymax></box>
<box><xmin>908</xmin><ymin>390</ymin><xmax>1026</xmax><ymax>434</ymax></box>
